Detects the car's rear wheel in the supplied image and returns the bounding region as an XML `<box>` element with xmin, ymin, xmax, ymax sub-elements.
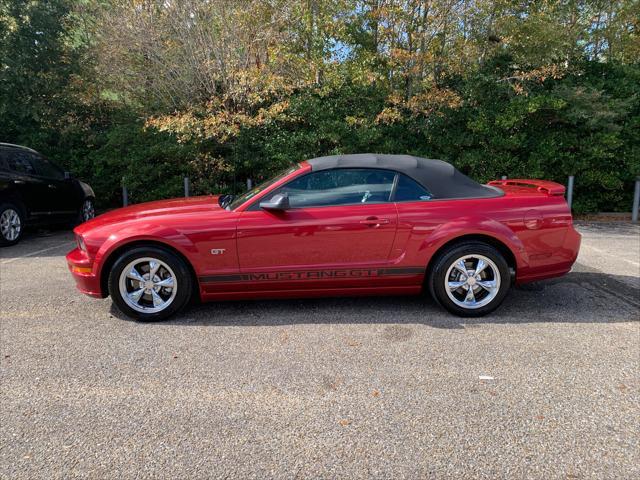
<box><xmin>0</xmin><ymin>202</ymin><xmax>25</xmax><ymax>247</ymax></box>
<box><xmin>108</xmin><ymin>246</ymin><xmax>192</xmax><ymax>321</ymax></box>
<box><xmin>429</xmin><ymin>242</ymin><xmax>510</xmax><ymax>317</ymax></box>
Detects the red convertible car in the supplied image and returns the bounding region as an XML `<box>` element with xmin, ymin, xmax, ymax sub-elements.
<box><xmin>67</xmin><ymin>154</ymin><xmax>580</xmax><ymax>321</ymax></box>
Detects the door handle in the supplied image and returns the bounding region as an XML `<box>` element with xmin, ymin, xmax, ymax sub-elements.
<box><xmin>13</xmin><ymin>180</ymin><xmax>25</xmax><ymax>185</ymax></box>
<box><xmin>360</xmin><ymin>216</ymin><xmax>390</xmax><ymax>227</ymax></box>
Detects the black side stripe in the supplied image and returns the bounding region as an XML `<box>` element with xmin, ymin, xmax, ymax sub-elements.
<box><xmin>377</xmin><ymin>267</ymin><xmax>425</xmax><ymax>276</ymax></box>
<box><xmin>199</xmin><ymin>267</ymin><xmax>425</xmax><ymax>284</ymax></box>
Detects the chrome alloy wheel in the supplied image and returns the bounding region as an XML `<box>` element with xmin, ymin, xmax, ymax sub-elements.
<box><xmin>444</xmin><ymin>254</ymin><xmax>501</xmax><ymax>309</ymax></box>
<box><xmin>0</xmin><ymin>208</ymin><xmax>21</xmax><ymax>241</ymax></box>
<box><xmin>118</xmin><ymin>257</ymin><xmax>177</xmax><ymax>313</ymax></box>
<box><xmin>82</xmin><ymin>199</ymin><xmax>95</xmax><ymax>222</ymax></box>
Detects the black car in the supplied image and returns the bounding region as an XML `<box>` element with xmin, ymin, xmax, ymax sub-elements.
<box><xmin>0</xmin><ymin>143</ymin><xmax>95</xmax><ymax>246</ymax></box>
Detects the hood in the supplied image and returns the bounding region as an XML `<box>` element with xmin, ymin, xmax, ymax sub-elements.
<box><xmin>76</xmin><ymin>195</ymin><xmax>223</xmax><ymax>234</ymax></box>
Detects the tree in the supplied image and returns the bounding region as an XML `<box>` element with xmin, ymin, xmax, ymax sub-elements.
<box><xmin>0</xmin><ymin>0</ymin><xmax>75</xmax><ymax>144</ymax></box>
<box><xmin>1</xmin><ymin>0</ymin><xmax>637</xmax><ymax>211</ymax></box>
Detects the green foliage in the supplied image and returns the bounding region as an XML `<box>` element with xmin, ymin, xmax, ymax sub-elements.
<box><xmin>225</xmin><ymin>60</ymin><xmax>638</xmax><ymax>213</ymax></box>
<box><xmin>84</xmin><ymin>117</ymin><xmax>200</xmax><ymax>206</ymax></box>
<box><xmin>0</xmin><ymin>1</ymin><xmax>638</xmax><ymax>213</ymax></box>
<box><xmin>0</xmin><ymin>0</ymin><xmax>74</xmax><ymax>142</ymax></box>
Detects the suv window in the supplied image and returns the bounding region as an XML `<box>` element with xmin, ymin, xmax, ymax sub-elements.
<box><xmin>271</xmin><ymin>168</ymin><xmax>396</xmax><ymax>208</ymax></box>
<box><xmin>394</xmin><ymin>174</ymin><xmax>432</xmax><ymax>202</ymax></box>
<box><xmin>6</xmin><ymin>150</ymin><xmax>37</xmax><ymax>175</ymax></box>
<box><xmin>30</xmin><ymin>154</ymin><xmax>65</xmax><ymax>180</ymax></box>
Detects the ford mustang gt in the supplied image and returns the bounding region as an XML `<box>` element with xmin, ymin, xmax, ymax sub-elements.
<box><xmin>66</xmin><ymin>154</ymin><xmax>581</xmax><ymax>321</ymax></box>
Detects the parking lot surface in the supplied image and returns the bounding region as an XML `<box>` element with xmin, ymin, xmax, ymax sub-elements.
<box><xmin>1</xmin><ymin>223</ymin><xmax>639</xmax><ymax>479</ymax></box>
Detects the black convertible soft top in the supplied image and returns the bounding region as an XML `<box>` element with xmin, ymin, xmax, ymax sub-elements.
<box><xmin>306</xmin><ymin>153</ymin><xmax>502</xmax><ymax>200</ymax></box>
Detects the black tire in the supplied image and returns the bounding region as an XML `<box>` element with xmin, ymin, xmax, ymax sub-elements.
<box><xmin>72</xmin><ymin>197</ymin><xmax>95</xmax><ymax>227</ymax></box>
<box><xmin>428</xmin><ymin>241</ymin><xmax>511</xmax><ymax>317</ymax></box>
<box><xmin>108</xmin><ymin>246</ymin><xmax>193</xmax><ymax>321</ymax></box>
<box><xmin>0</xmin><ymin>201</ymin><xmax>25</xmax><ymax>247</ymax></box>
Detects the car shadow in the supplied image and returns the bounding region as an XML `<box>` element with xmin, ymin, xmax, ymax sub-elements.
<box><xmin>109</xmin><ymin>269</ymin><xmax>640</xmax><ymax>329</ymax></box>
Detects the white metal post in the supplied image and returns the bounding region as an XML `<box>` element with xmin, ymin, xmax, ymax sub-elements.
<box><xmin>567</xmin><ymin>175</ymin><xmax>574</xmax><ymax>209</ymax></box>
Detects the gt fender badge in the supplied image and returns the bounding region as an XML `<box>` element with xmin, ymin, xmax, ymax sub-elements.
<box><xmin>210</xmin><ymin>249</ymin><xmax>226</xmax><ymax>255</ymax></box>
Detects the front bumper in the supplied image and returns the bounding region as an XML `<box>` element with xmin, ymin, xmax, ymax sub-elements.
<box><xmin>66</xmin><ymin>248</ymin><xmax>104</xmax><ymax>298</ymax></box>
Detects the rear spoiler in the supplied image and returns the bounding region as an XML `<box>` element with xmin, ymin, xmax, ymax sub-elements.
<box><xmin>488</xmin><ymin>179</ymin><xmax>566</xmax><ymax>196</ymax></box>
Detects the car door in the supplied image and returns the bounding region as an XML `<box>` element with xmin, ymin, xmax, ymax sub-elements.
<box><xmin>29</xmin><ymin>153</ymin><xmax>78</xmax><ymax>218</ymax></box>
<box><xmin>236</xmin><ymin>168</ymin><xmax>399</xmax><ymax>290</ymax></box>
<box><xmin>3</xmin><ymin>148</ymin><xmax>50</xmax><ymax>218</ymax></box>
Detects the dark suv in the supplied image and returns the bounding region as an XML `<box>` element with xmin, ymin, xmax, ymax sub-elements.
<box><xmin>0</xmin><ymin>143</ymin><xmax>95</xmax><ymax>246</ymax></box>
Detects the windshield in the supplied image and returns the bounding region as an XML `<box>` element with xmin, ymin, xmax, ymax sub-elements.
<box><xmin>226</xmin><ymin>164</ymin><xmax>300</xmax><ymax>210</ymax></box>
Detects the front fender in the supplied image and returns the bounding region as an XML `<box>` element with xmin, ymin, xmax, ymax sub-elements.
<box><xmin>92</xmin><ymin>224</ymin><xmax>198</xmax><ymax>286</ymax></box>
<box><xmin>419</xmin><ymin>216</ymin><xmax>529</xmax><ymax>271</ymax></box>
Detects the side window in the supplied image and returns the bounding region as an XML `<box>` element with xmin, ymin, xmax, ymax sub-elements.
<box><xmin>29</xmin><ymin>154</ymin><xmax>65</xmax><ymax>180</ymax></box>
<box><xmin>6</xmin><ymin>150</ymin><xmax>37</xmax><ymax>175</ymax></box>
<box><xmin>273</xmin><ymin>168</ymin><xmax>396</xmax><ymax>208</ymax></box>
<box><xmin>393</xmin><ymin>174</ymin><xmax>432</xmax><ymax>202</ymax></box>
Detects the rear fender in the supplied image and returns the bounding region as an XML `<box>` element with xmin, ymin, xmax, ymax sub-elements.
<box><xmin>418</xmin><ymin>216</ymin><xmax>529</xmax><ymax>271</ymax></box>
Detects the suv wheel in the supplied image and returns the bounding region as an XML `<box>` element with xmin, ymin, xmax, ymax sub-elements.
<box><xmin>74</xmin><ymin>198</ymin><xmax>95</xmax><ymax>226</ymax></box>
<box><xmin>0</xmin><ymin>202</ymin><xmax>25</xmax><ymax>246</ymax></box>
<box><xmin>108</xmin><ymin>246</ymin><xmax>193</xmax><ymax>321</ymax></box>
<box><xmin>429</xmin><ymin>242</ymin><xmax>510</xmax><ymax>317</ymax></box>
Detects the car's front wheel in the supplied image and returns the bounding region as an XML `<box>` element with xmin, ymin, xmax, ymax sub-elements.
<box><xmin>108</xmin><ymin>246</ymin><xmax>193</xmax><ymax>321</ymax></box>
<box><xmin>429</xmin><ymin>242</ymin><xmax>511</xmax><ymax>317</ymax></box>
<box><xmin>0</xmin><ymin>202</ymin><xmax>25</xmax><ymax>247</ymax></box>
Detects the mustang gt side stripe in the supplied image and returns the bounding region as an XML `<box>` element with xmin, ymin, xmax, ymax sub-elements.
<box><xmin>199</xmin><ymin>267</ymin><xmax>425</xmax><ymax>284</ymax></box>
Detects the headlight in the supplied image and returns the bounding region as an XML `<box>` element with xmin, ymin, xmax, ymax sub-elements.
<box><xmin>76</xmin><ymin>234</ymin><xmax>87</xmax><ymax>252</ymax></box>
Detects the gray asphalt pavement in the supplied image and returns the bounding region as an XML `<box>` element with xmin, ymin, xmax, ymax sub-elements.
<box><xmin>1</xmin><ymin>223</ymin><xmax>639</xmax><ymax>479</ymax></box>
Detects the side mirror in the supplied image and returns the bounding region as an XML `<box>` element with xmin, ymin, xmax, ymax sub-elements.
<box><xmin>64</xmin><ymin>171</ymin><xmax>72</xmax><ymax>180</ymax></box>
<box><xmin>218</xmin><ymin>193</ymin><xmax>234</xmax><ymax>208</ymax></box>
<box><xmin>260</xmin><ymin>194</ymin><xmax>290</xmax><ymax>211</ymax></box>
